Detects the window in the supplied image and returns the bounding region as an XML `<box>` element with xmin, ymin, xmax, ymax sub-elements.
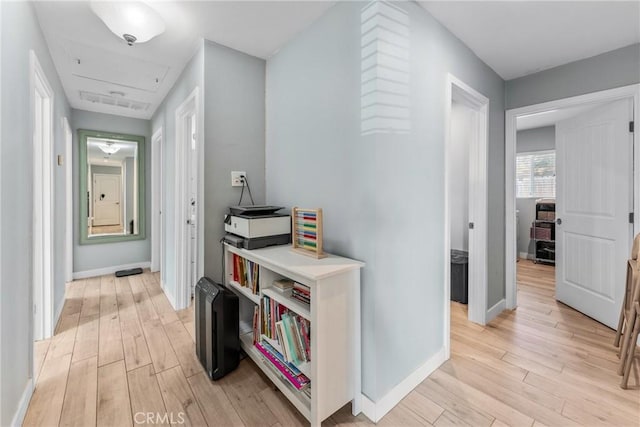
<box><xmin>516</xmin><ymin>150</ymin><xmax>556</xmax><ymax>198</ymax></box>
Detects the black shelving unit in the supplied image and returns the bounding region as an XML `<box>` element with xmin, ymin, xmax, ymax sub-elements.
<box><xmin>532</xmin><ymin>199</ymin><xmax>556</xmax><ymax>264</ymax></box>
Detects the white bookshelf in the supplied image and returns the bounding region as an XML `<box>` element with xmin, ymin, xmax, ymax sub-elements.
<box><xmin>224</xmin><ymin>243</ymin><xmax>364</xmax><ymax>426</ymax></box>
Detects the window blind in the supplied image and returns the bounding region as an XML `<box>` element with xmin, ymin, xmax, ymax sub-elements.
<box><xmin>516</xmin><ymin>150</ymin><xmax>556</xmax><ymax>198</ymax></box>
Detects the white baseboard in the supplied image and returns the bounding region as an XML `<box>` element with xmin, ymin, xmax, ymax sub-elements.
<box><xmin>10</xmin><ymin>379</ymin><xmax>34</xmax><ymax>427</ymax></box>
<box><xmin>361</xmin><ymin>347</ymin><xmax>447</xmax><ymax>423</ymax></box>
<box><xmin>53</xmin><ymin>296</ymin><xmax>64</xmax><ymax>332</ymax></box>
<box><xmin>73</xmin><ymin>262</ymin><xmax>151</xmax><ymax>280</ymax></box>
<box><xmin>519</xmin><ymin>252</ymin><xmax>533</xmax><ymax>260</ymax></box>
<box><xmin>486</xmin><ymin>298</ymin><xmax>506</xmax><ymax>323</ymax></box>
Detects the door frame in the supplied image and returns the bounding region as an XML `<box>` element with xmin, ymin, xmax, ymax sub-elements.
<box><xmin>174</xmin><ymin>87</ymin><xmax>203</xmax><ymax>310</ymax></box>
<box><xmin>30</xmin><ymin>50</ymin><xmax>55</xmax><ymax>340</ymax></box>
<box><xmin>63</xmin><ymin>117</ymin><xmax>73</xmax><ymax>282</ymax></box>
<box><xmin>444</xmin><ymin>74</ymin><xmax>490</xmax><ymax>356</ymax></box>
<box><xmin>151</xmin><ymin>127</ymin><xmax>163</xmax><ymax>274</ymax></box>
<box><xmin>504</xmin><ymin>83</ymin><xmax>640</xmax><ymax>309</ymax></box>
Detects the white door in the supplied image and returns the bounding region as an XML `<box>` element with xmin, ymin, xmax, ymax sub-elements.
<box><xmin>93</xmin><ymin>173</ymin><xmax>122</xmax><ymax>226</ymax></box>
<box><xmin>187</xmin><ymin>113</ymin><xmax>198</xmax><ymax>295</ymax></box>
<box><xmin>556</xmin><ymin>98</ymin><xmax>634</xmax><ymax>329</ymax></box>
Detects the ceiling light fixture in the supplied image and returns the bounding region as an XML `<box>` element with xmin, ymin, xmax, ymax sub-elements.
<box><xmin>90</xmin><ymin>1</ymin><xmax>165</xmax><ymax>46</ymax></box>
<box><xmin>97</xmin><ymin>142</ymin><xmax>120</xmax><ymax>155</ymax></box>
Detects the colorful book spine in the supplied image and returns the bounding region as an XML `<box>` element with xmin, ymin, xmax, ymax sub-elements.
<box><xmin>255</xmin><ymin>342</ymin><xmax>309</xmax><ymax>390</ymax></box>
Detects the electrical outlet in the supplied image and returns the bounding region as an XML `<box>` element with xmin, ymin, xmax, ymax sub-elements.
<box><xmin>231</xmin><ymin>171</ymin><xmax>246</xmax><ymax>187</ymax></box>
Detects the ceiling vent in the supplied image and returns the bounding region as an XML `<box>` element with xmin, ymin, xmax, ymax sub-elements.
<box><xmin>79</xmin><ymin>91</ymin><xmax>150</xmax><ymax>112</ymax></box>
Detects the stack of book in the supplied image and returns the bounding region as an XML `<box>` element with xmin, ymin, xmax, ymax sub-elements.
<box><xmin>232</xmin><ymin>254</ymin><xmax>259</xmax><ymax>294</ymax></box>
<box><xmin>273</xmin><ymin>279</ymin><xmax>294</xmax><ymax>292</ymax></box>
<box><xmin>292</xmin><ymin>282</ymin><xmax>310</xmax><ymax>305</ymax></box>
<box><xmin>255</xmin><ymin>340</ymin><xmax>310</xmax><ymax>390</ymax></box>
<box><xmin>261</xmin><ymin>296</ymin><xmax>311</xmax><ymax>364</ymax></box>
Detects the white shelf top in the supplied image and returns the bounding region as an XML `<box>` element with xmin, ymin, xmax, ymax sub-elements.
<box><xmin>226</xmin><ymin>244</ymin><xmax>364</xmax><ymax>281</ymax></box>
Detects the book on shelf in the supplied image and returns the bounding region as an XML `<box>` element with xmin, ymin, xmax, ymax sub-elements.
<box><xmin>254</xmin><ymin>341</ymin><xmax>310</xmax><ymax>390</ymax></box>
<box><xmin>292</xmin><ymin>282</ymin><xmax>310</xmax><ymax>305</ymax></box>
<box><xmin>252</xmin><ymin>306</ymin><xmax>259</xmax><ymax>344</ymax></box>
<box><xmin>232</xmin><ymin>254</ymin><xmax>259</xmax><ymax>294</ymax></box>
<box><xmin>261</xmin><ymin>295</ymin><xmax>311</xmax><ymax>364</ymax></box>
<box><xmin>273</xmin><ymin>278</ymin><xmax>294</xmax><ymax>291</ymax></box>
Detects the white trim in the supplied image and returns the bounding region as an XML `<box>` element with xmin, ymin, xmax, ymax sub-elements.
<box><xmin>173</xmin><ymin>87</ymin><xmax>201</xmax><ymax>310</ymax></box>
<box><xmin>505</xmin><ymin>83</ymin><xmax>640</xmax><ymax>310</ymax></box>
<box><xmin>63</xmin><ymin>117</ymin><xmax>73</xmax><ymax>283</ymax></box>
<box><xmin>30</xmin><ymin>50</ymin><xmax>55</xmax><ymax>341</ymax></box>
<box><xmin>151</xmin><ymin>127</ymin><xmax>163</xmax><ymax>273</ymax></box>
<box><xmin>73</xmin><ymin>262</ymin><xmax>151</xmax><ymax>280</ymax></box>
<box><xmin>54</xmin><ymin>294</ymin><xmax>64</xmax><ymax>330</ymax></box>
<box><xmin>486</xmin><ymin>298</ymin><xmax>506</xmax><ymax>323</ymax></box>
<box><xmin>0</xmin><ymin>3</ymin><xmax>3</xmax><ymax>422</ymax></box>
<box><xmin>360</xmin><ymin>347</ymin><xmax>447</xmax><ymax>423</ymax></box>
<box><xmin>444</xmin><ymin>73</ymin><xmax>490</xmax><ymax>355</ymax></box>
<box><xmin>10</xmin><ymin>379</ymin><xmax>34</xmax><ymax>427</ymax></box>
<box><xmin>519</xmin><ymin>252</ymin><xmax>532</xmax><ymax>260</ymax></box>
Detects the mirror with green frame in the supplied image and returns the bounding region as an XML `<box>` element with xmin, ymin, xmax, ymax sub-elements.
<box><xmin>79</xmin><ymin>129</ymin><xmax>145</xmax><ymax>244</ymax></box>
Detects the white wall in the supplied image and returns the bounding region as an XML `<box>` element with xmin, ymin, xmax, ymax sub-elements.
<box><xmin>266</xmin><ymin>0</ymin><xmax>505</xmax><ymax>402</ymax></box>
<box><xmin>449</xmin><ymin>101</ymin><xmax>473</xmax><ymax>251</ymax></box>
<box><xmin>72</xmin><ymin>109</ymin><xmax>151</xmax><ymax>273</ymax></box>
<box><xmin>1</xmin><ymin>2</ymin><xmax>71</xmax><ymax>424</ymax></box>
<box><xmin>516</xmin><ymin>126</ymin><xmax>556</xmax><ymax>257</ymax></box>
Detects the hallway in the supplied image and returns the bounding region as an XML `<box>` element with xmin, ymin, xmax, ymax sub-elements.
<box><xmin>24</xmin><ymin>265</ymin><xmax>639</xmax><ymax>426</ymax></box>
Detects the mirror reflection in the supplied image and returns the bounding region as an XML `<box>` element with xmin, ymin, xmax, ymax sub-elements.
<box><xmin>87</xmin><ymin>137</ymin><xmax>138</xmax><ymax>237</ymax></box>
<box><xmin>79</xmin><ymin>129</ymin><xmax>145</xmax><ymax>244</ymax></box>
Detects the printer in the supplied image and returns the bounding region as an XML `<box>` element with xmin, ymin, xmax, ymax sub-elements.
<box><xmin>224</xmin><ymin>205</ymin><xmax>290</xmax><ymax>250</ymax></box>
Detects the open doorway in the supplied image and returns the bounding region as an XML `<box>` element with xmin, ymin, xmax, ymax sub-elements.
<box><xmin>506</xmin><ymin>84</ymin><xmax>639</xmax><ymax>329</ymax></box>
<box><xmin>151</xmin><ymin>127</ymin><xmax>164</xmax><ymax>282</ymax></box>
<box><xmin>174</xmin><ymin>87</ymin><xmax>203</xmax><ymax>310</ymax></box>
<box><xmin>445</xmin><ymin>74</ymin><xmax>489</xmax><ymax>355</ymax></box>
<box><xmin>30</xmin><ymin>51</ymin><xmax>55</xmax><ymax>388</ymax></box>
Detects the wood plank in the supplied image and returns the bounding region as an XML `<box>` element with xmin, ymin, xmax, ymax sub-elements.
<box><xmin>156</xmin><ymin>366</ymin><xmax>207</xmax><ymax>427</ymax></box>
<box><xmin>127</xmin><ymin>364</ymin><xmax>169</xmax><ymax>427</ymax></box>
<box><xmin>429</xmin><ymin>370</ymin><xmax>534</xmax><ymax>427</ymax></box>
<box><xmin>164</xmin><ymin>320</ymin><xmax>201</xmax><ymax>377</ymax></box>
<box><xmin>141</xmin><ymin>318</ymin><xmax>179</xmax><ymax>373</ymax></box>
<box><xmin>187</xmin><ymin>372</ymin><xmax>245</xmax><ymax>426</ymax></box>
<box><xmin>220</xmin><ymin>360</ymin><xmax>278</xmax><ymax>426</ymax></box>
<box><xmin>415</xmin><ymin>379</ymin><xmax>495</xmax><ymax>427</ymax></box>
<box><xmin>259</xmin><ymin>387</ymin><xmax>308</xmax><ymax>427</ymax></box>
<box><xmin>23</xmin><ymin>353</ymin><xmax>72</xmax><ymax>427</ymax></box>
<box><xmin>129</xmin><ymin>275</ymin><xmax>159</xmax><ymax>323</ymax></box>
<box><xmin>72</xmin><ymin>314</ymin><xmax>99</xmax><ymax>363</ymax></box>
<box><xmin>97</xmin><ymin>360</ymin><xmax>132</xmax><ymax>427</ymax></box>
<box><xmin>59</xmin><ymin>356</ymin><xmax>98</xmax><ymax>427</ymax></box>
<box><xmin>434</xmin><ymin>410</ymin><xmax>471</xmax><ymax>427</ymax></box>
<box><xmin>80</xmin><ymin>277</ymin><xmax>101</xmax><ymax>318</ymax></box>
<box><xmin>120</xmin><ymin>317</ymin><xmax>152</xmax><ymax>372</ymax></box>
<box><xmin>34</xmin><ymin>339</ymin><xmax>51</xmax><ymax>383</ymax></box>
<box><xmin>47</xmin><ymin>312</ymin><xmax>80</xmax><ymax>361</ymax></box>
<box><xmin>98</xmin><ymin>275</ymin><xmax>124</xmax><ymax>366</ymax></box>
<box><xmin>398</xmin><ymin>390</ymin><xmax>444</xmax><ymax>424</ymax></box>
<box><xmin>141</xmin><ymin>274</ymin><xmax>179</xmax><ymax>325</ymax></box>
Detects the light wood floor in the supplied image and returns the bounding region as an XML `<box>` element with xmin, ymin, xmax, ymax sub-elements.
<box><xmin>24</xmin><ymin>263</ymin><xmax>639</xmax><ymax>426</ymax></box>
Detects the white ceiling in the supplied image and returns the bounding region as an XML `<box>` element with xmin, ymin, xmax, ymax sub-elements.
<box><xmin>87</xmin><ymin>137</ymin><xmax>137</xmax><ymax>163</ymax></box>
<box><xmin>33</xmin><ymin>1</ymin><xmax>335</xmax><ymax>120</ymax></box>
<box><xmin>420</xmin><ymin>1</ymin><xmax>640</xmax><ymax>80</ymax></box>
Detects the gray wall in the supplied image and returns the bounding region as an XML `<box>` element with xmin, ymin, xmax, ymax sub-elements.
<box><xmin>506</xmin><ymin>43</ymin><xmax>640</xmax><ymax>109</ymax></box>
<box><xmin>203</xmin><ymin>40</ymin><xmax>266</xmax><ymax>283</ymax></box>
<box><xmin>72</xmin><ymin>109</ymin><xmax>151</xmax><ymax>272</ymax></box>
<box><xmin>151</xmin><ymin>42</ymin><xmax>204</xmax><ymax>304</ymax></box>
<box><xmin>449</xmin><ymin>101</ymin><xmax>473</xmax><ymax>252</ymax></box>
<box><xmin>0</xmin><ymin>2</ymin><xmax>71</xmax><ymax>424</ymax></box>
<box><xmin>265</xmin><ymin>0</ymin><xmax>505</xmax><ymax>401</ymax></box>
<box><xmin>516</xmin><ymin>126</ymin><xmax>555</xmax><ymax>257</ymax></box>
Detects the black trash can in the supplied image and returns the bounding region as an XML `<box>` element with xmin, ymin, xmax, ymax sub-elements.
<box><xmin>451</xmin><ymin>249</ymin><xmax>468</xmax><ymax>304</ymax></box>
